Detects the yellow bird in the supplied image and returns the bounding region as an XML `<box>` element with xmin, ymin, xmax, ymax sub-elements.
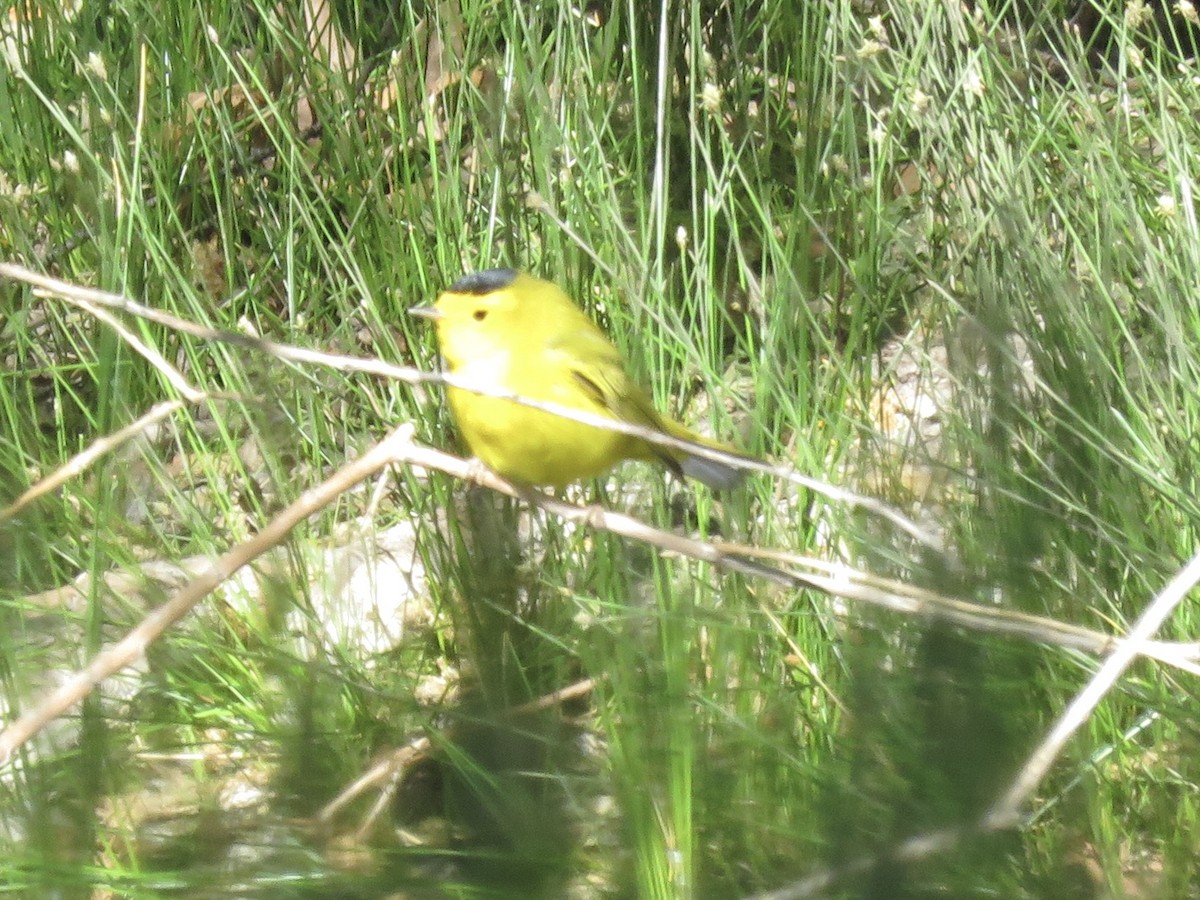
<box><xmin>410</xmin><ymin>269</ymin><xmax>747</xmax><ymax>489</ymax></box>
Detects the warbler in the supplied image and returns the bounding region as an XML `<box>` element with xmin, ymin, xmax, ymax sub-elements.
<box><xmin>411</xmin><ymin>269</ymin><xmax>747</xmax><ymax>489</ymax></box>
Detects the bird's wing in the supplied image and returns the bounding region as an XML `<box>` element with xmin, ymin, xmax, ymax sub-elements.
<box><xmin>546</xmin><ymin>328</ymin><xmax>683</xmax><ymax>474</ymax></box>
<box><xmin>545</xmin><ymin>330</ymin><xmax>654</xmax><ymax>422</ymax></box>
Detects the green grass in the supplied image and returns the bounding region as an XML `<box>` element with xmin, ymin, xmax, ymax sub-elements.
<box><xmin>3</xmin><ymin>0</ymin><xmax>1200</xmax><ymax>895</ymax></box>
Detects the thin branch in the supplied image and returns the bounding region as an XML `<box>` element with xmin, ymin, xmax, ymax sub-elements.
<box><xmin>984</xmin><ymin>547</ymin><xmax>1200</xmax><ymax>828</ymax></box>
<box><xmin>315</xmin><ymin>678</ymin><xmax>596</xmax><ymax>834</ymax></box>
<box><xmin>74</xmin><ymin>299</ymin><xmax>203</xmax><ymax>400</ymax></box>
<box><xmin>0</xmin><ymin>261</ymin><xmax>942</xmax><ymax>550</ymax></box>
<box><xmin>749</xmin><ymin>548</ymin><xmax>1200</xmax><ymax>900</ymax></box>
<box><xmin>396</xmin><ymin>442</ymin><xmax>1200</xmax><ymax>674</ymax></box>
<box><xmin>0</xmin><ymin>425</ymin><xmax>420</xmax><ymax>764</ymax></box>
<box><xmin>0</xmin><ymin>397</ymin><xmax>212</xmax><ymax>523</ymax></box>
<box><xmin>722</xmin><ymin>542</ymin><xmax>1200</xmax><ymax>674</ymax></box>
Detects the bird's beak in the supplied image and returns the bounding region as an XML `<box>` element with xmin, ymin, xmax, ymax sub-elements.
<box><xmin>408</xmin><ymin>306</ymin><xmax>442</xmax><ymax>320</ymax></box>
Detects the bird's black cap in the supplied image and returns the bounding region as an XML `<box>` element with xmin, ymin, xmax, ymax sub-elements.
<box><xmin>447</xmin><ymin>268</ymin><xmax>518</xmax><ymax>294</ymax></box>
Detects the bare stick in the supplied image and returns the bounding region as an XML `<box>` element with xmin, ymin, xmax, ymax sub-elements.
<box><xmin>0</xmin><ymin>425</ymin><xmax>419</xmax><ymax>763</ymax></box>
<box><xmin>1</xmin><ymin>261</ymin><xmax>941</xmax><ymax>549</ymax></box>
<box><xmin>984</xmin><ymin>547</ymin><xmax>1200</xmax><ymax>828</ymax></box>
<box><xmin>75</xmin><ymin>299</ymin><xmax>204</xmax><ymax>401</ymax></box>
<box><xmin>1</xmin><ymin>398</ymin><xmax>192</xmax><ymax>522</ymax></box>
<box><xmin>748</xmin><ymin>548</ymin><xmax>1200</xmax><ymax>900</ymax></box>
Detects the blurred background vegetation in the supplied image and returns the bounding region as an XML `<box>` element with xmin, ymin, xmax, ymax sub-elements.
<box><xmin>2</xmin><ymin>0</ymin><xmax>1200</xmax><ymax>896</ymax></box>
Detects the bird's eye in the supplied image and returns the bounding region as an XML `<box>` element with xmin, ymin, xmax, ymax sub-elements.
<box><xmin>473</xmin><ymin>309</ymin><xmax>488</xmax><ymax>321</ymax></box>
